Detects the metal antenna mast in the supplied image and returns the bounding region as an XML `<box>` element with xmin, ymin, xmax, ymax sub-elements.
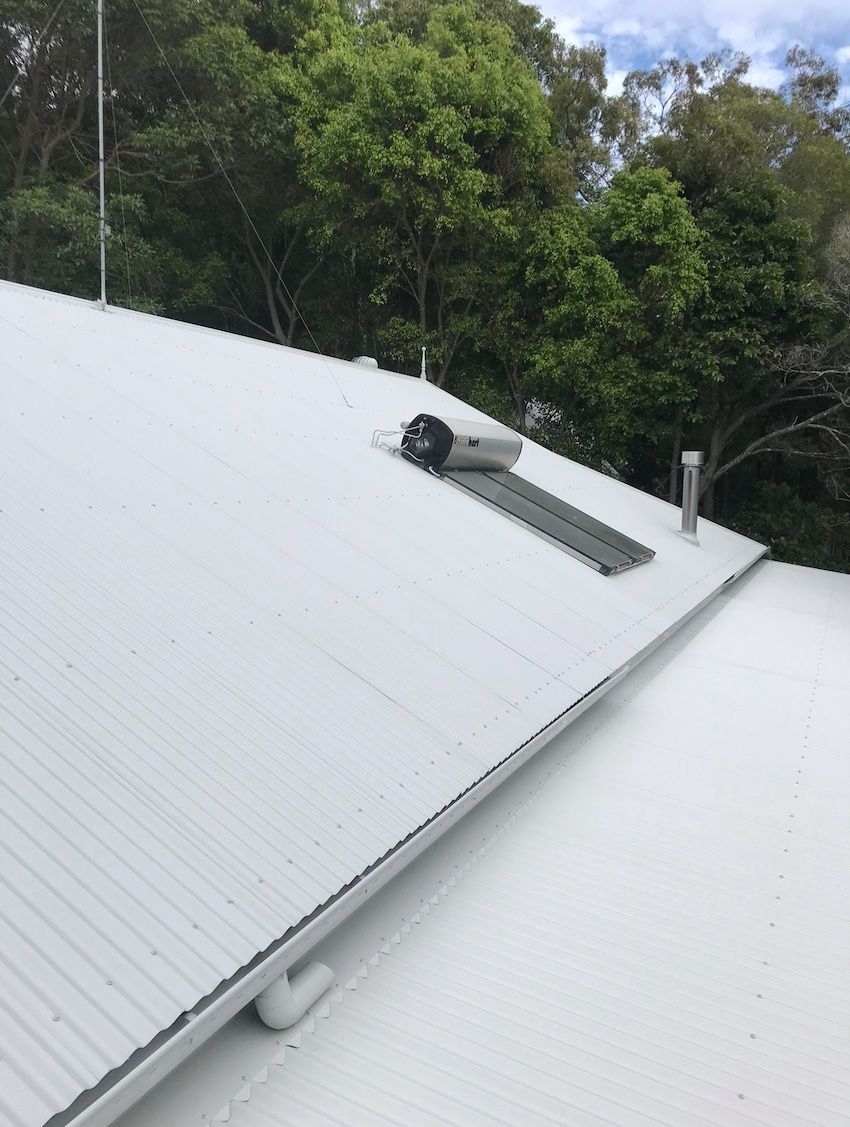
<box><xmin>96</xmin><ymin>0</ymin><xmax>107</xmax><ymax>308</ymax></box>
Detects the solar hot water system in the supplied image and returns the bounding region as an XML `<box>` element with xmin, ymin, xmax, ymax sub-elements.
<box><xmin>397</xmin><ymin>414</ymin><xmax>655</xmax><ymax>576</ymax></box>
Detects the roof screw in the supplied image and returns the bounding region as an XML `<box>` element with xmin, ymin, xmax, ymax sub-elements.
<box><xmin>52</xmin><ymin>1014</ymin><xmax>61</xmax><ymax>1022</ymax></box>
<box><xmin>151</xmin><ymin>948</ymin><xmax>158</xmax><ymax>956</ymax></box>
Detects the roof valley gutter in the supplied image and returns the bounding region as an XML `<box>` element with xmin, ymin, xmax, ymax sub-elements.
<box><xmin>57</xmin><ymin>551</ymin><xmax>767</xmax><ymax>1127</ymax></box>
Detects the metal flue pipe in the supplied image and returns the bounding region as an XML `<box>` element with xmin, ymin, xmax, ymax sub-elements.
<box><xmin>679</xmin><ymin>451</ymin><xmax>704</xmax><ymax>542</ymax></box>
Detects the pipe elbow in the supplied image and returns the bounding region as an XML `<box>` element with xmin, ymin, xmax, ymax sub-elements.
<box><xmin>254</xmin><ymin>962</ymin><xmax>335</xmax><ymax>1030</ymax></box>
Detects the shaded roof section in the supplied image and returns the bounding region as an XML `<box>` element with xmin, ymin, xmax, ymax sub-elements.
<box><xmin>0</xmin><ymin>281</ymin><xmax>763</xmax><ymax>1127</ymax></box>
<box><xmin>208</xmin><ymin>561</ymin><xmax>850</xmax><ymax>1127</ymax></box>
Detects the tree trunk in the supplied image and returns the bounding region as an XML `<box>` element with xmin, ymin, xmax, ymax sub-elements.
<box><xmin>6</xmin><ymin>59</ymin><xmax>48</xmax><ymax>281</ymax></box>
<box><xmin>668</xmin><ymin>408</ymin><xmax>683</xmax><ymax>504</ymax></box>
<box><xmin>6</xmin><ymin>143</ymin><xmax>33</xmax><ymax>281</ymax></box>
<box><xmin>507</xmin><ymin>363</ymin><xmax>526</xmax><ymax>434</ymax></box>
<box><xmin>701</xmin><ymin>480</ymin><xmax>715</xmax><ymax>520</ymax></box>
<box><xmin>6</xmin><ymin>222</ymin><xmax>22</xmax><ymax>283</ymax></box>
<box><xmin>700</xmin><ymin>410</ymin><xmax>727</xmax><ymax>522</ymax></box>
<box><xmin>417</xmin><ymin>266</ymin><xmax>429</xmax><ymax>378</ymax></box>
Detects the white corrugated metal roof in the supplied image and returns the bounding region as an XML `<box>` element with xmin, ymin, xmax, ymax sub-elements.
<box><xmin>0</xmin><ymin>281</ymin><xmax>763</xmax><ymax>1127</ymax></box>
<box><xmin>204</xmin><ymin>560</ymin><xmax>850</xmax><ymax>1127</ymax></box>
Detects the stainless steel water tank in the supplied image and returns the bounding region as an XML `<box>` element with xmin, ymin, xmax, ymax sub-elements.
<box><xmin>400</xmin><ymin>414</ymin><xmax>522</xmax><ymax>473</ymax></box>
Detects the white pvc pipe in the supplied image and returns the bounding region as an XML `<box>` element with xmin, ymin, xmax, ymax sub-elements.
<box><xmin>254</xmin><ymin>963</ymin><xmax>335</xmax><ymax>1030</ymax></box>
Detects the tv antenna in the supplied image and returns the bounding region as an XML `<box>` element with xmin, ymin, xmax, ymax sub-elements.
<box><xmin>97</xmin><ymin>0</ymin><xmax>107</xmax><ymax>308</ymax></box>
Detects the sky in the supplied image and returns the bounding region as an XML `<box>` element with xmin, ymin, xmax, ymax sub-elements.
<box><xmin>542</xmin><ymin>0</ymin><xmax>850</xmax><ymax>98</ymax></box>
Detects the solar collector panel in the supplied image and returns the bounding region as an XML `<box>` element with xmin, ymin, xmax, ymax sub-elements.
<box><xmin>443</xmin><ymin>470</ymin><xmax>655</xmax><ymax>575</ymax></box>
<box><xmin>489</xmin><ymin>472</ymin><xmax>655</xmax><ymax>563</ymax></box>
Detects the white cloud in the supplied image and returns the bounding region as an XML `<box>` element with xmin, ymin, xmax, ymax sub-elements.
<box><xmin>552</xmin><ymin>14</ymin><xmax>593</xmax><ymax>48</ymax></box>
<box><xmin>746</xmin><ymin>58</ymin><xmax>789</xmax><ymax>88</ymax></box>
<box><xmin>605</xmin><ymin>67</ymin><xmax>630</xmax><ymax>96</ymax></box>
<box><xmin>542</xmin><ymin>0</ymin><xmax>850</xmax><ymax>91</ymax></box>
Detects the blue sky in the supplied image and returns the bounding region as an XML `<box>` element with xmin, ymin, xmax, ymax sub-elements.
<box><xmin>541</xmin><ymin>0</ymin><xmax>850</xmax><ymax>97</ymax></box>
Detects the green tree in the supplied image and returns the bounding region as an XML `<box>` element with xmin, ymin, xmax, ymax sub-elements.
<box><xmin>634</xmin><ymin>50</ymin><xmax>850</xmax><ymax>256</ymax></box>
<box><xmin>641</xmin><ymin>74</ymin><xmax>844</xmax><ymax>514</ymax></box>
<box><xmin>294</xmin><ymin>1</ymin><xmax>551</xmax><ymax>382</ymax></box>
<box><xmin>545</xmin><ymin>43</ymin><xmax>638</xmax><ymax>200</ymax></box>
<box><xmin>732</xmin><ymin>482</ymin><xmax>850</xmax><ymax>569</ymax></box>
<box><xmin>0</xmin><ymin>0</ymin><xmax>250</xmax><ymax>309</ymax></box>
<box><xmin>524</xmin><ymin>168</ymin><xmax>705</xmax><ymax>470</ymax></box>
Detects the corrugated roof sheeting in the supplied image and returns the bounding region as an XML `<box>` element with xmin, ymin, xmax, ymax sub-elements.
<box><xmin>212</xmin><ymin>562</ymin><xmax>850</xmax><ymax>1127</ymax></box>
<box><xmin>0</xmin><ymin>282</ymin><xmax>762</xmax><ymax>1126</ymax></box>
